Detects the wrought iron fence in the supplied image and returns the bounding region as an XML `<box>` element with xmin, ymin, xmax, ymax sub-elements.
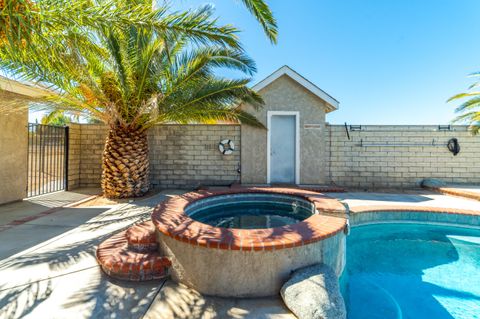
<box><xmin>27</xmin><ymin>123</ymin><xmax>69</xmax><ymax>197</ymax></box>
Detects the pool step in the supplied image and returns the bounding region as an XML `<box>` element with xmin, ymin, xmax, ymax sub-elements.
<box><xmin>96</xmin><ymin>223</ymin><xmax>171</xmax><ymax>281</ymax></box>
<box><xmin>126</xmin><ymin>220</ymin><xmax>158</xmax><ymax>252</ymax></box>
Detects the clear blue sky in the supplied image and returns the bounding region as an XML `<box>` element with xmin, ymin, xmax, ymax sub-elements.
<box><xmin>177</xmin><ymin>0</ymin><xmax>480</xmax><ymax>125</ymax></box>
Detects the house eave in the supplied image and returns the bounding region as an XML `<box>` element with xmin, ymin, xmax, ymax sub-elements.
<box><xmin>0</xmin><ymin>76</ymin><xmax>53</xmax><ymax>98</ymax></box>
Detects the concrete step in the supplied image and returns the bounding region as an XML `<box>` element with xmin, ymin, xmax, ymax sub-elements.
<box><xmin>96</xmin><ymin>229</ymin><xmax>170</xmax><ymax>281</ymax></box>
<box><xmin>126</xmin><ymin>220</ymin><xmax>158</xmax><ymax>252</ymax></box>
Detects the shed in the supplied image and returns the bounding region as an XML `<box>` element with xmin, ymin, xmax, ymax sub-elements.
<box><xmin>240</xmin><ymin>65</ymin><xmax>339</xmax><ymax>185</ymax></box>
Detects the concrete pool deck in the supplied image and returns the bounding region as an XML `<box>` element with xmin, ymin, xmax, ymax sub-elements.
<box><xmin>0</xmin><ymin>188</ymin><xmax>99</xmax><ymax>232</ymax></box>
<box><xmin>329</xmin><ymin>189</ymin><xmax>480</xmax><ymax>213</ymax></box>
<box><xmin>0</xmin><ymin>188</ymin><xmax>479</xmax><ymax>318</ymax></box>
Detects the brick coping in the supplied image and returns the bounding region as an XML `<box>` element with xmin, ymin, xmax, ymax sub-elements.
<box><xmin>151</xmin><ymin>187</ymin><xmax>347</xmax><ymax>251</ymax></box>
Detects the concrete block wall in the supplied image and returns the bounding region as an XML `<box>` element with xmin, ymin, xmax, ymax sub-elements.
<box><xmin>71</xmin><ymin>124</ymin><xmax>241</xmax><ymax>189</ymax></box>
<box><xmin>68</xmin><ymin>123</ymin><xmax>480</xmax><ymax>191</ymax></box>
<box><xmin>149</xmin><ymin>125</ymin><xmax>241</xmax><ymax>188</ymax></box>
<box><xmin>78</xmin><ymin>124</ymin><xmax>107</xmax><ymax>188</ymax></box>
<box><xmin>326</xmin><ymin>125</ymin><xmax>480</xmax><ymax>188</ymax></box>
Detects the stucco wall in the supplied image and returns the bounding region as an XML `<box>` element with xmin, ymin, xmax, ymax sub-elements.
<box><xmin>73</xmin><ymin>124</ymin><xmax>241</xmax><ymax>189</ymax></box>
<box><xmin>157</xmin><ymin>231</ymin><xmax>345</xmax><ymax>297</ymax></box>
<box><xmin>326</xmin><ymin>125</ymin><xmax>480</xmax><ymax>188</ymax></box>
<box><xmin>240</xmin><ymin>75</ymin><xmax>329</xmax><ymax>184</ymax></box>
<box><xmin>0</xmin><ymin>92</ymin><xmax>28</xmax><ymax>204</ymax></box>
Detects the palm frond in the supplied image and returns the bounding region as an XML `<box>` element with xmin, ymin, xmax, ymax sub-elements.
<box><xmin>454</xmin><ymin>97</ymin><xmax>480</xmax><ymax>113</ymax></box>
<box><xmin>452</xmin><ymin>111</ymin><xmax>480</xmax><ymax>123</ymax></box>
<box><xmin>447</xmin><ymin>92</ymin><xmax>480</xmax><ymax>102</ymax></box>
<box><xmin>1</xmin><ymin>0</ymin><xmax>264</xmax><ymax>131</ymax></box>
<box><xmin>233</xmin><ymin>109</ymin><xmax>265</xmax><ymax>127</ymax></box>
<box><xmin>239</xmin><ymin>0</ymin><xmax>277</xmax><ymax>43</ymax></box>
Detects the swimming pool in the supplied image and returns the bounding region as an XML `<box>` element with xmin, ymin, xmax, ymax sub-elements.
<box><xmin>342</xmin><ymin>223</ymin><xmax>480</xmax><ymax>319</ymax></box>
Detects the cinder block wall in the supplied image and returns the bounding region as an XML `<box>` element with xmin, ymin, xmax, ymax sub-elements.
<box><xmin>68</xmin><ymin>123</ymin><xmax>480</xmax><ymax>191</ymax></box>
<box><xmin>78</xmin><ymin>124</ymin><xmax>107</xmax><ymax>187</ymax></box>
<box><xmin>326</xmin><ymin>125</ymin><xmax>480</xmax><ymax>188</ymax></box>
<box><xmin>72</xmin><ymin>124</ymin><xmax>241</xmax><ymax>189</ymax></box>
<box><xmin>149</xmin><ymin>125</ymin><xmax>240</xmax><ymax>188</ymax></box>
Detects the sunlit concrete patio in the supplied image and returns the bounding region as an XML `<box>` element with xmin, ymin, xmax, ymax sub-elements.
<box><xmin>0</xmin><ymin>188</ymin><xmax>479</xmax><ymax>319</ymax></box>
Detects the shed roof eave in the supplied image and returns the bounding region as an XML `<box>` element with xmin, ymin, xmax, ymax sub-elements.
<box><xmin>252</xmin><ymin>65</ymin><xmax>339</xmax><ymax>113</ymax></box>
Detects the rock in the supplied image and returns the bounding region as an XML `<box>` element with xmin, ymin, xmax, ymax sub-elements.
<box><xmin>421</xmin><ymin>178</ymin><xmax>447</xmax><ymax>188</ymax></box>
<box><xmin>280</xmin><ymin>264</ymin><xmax>346</xmax><ymax>319</ymax></box>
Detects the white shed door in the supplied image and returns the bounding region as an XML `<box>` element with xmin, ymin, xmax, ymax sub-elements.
<box><xmin>270</xmin><ymin>115</ymin><xmax>296</xmax><ymax>183</ymax></box>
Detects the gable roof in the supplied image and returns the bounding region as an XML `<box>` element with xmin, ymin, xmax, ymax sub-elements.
<box><xmin>0</xmin><ymin>76</ymin><xmax>53</xmax><ymax>98</ymax></box>
<box><xmin>253</xmin><ymin>65</ymin><xmax>339</xmax><ymax>113</ymax></box>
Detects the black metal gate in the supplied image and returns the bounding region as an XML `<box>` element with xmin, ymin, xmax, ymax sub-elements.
<box><xmin>27</xmin><ymin>123</ymin><xmax>69</xmax><ymax>197</ymax></box>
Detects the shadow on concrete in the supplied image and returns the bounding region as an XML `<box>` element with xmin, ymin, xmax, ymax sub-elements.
<box><xmin>61</xmin><ymin>271</ymin><xmax>162</xmax><ymax>319</ymax></box>
<box><xmin>0</xmin><ymin>190</ymin><xmax>168</xmax><ymax>261</ymax></box>
<box><xmin>0</xmin><ymin>230</ymin><xmax>110</xmax><ymax>272</ymax></box>
<box><xmin>0</xmin><ymin>269</ymin><xmax>163</xmax><ymax>319</ymax></box>
<box><xmin>0</xmin><ymin>279</ymin><xmax>54</xmax><ymax>319</ymax></box>
<box><xmin>144</xmin><ymin>280</ymin><xmax>294</xmax><ymax>319</ymax></box>
<box><xmin>0</xmin><ymin>198</ymin><xmax>163</xmax><ymax>271</ymax></box>
<box><xmin>0</xmin><ymin>207</ymin><xmax>110</xmax><ymax>260</ymax></box>
<box><xmin>0</xmin><ymin>196</ymin><xmax>169</xmax><ymax>319</ymax></box>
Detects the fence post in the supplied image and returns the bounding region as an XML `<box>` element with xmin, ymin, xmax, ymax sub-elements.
<box><xmin>64</xmin><ymin>126</ymin><xmax>69</xmax><ymax>191</ymax></box>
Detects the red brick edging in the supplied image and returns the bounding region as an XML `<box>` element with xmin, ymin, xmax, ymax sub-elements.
<box><xmin>151</xmin><ymin>187</ymin><xmax>348</xmax><ymax>252</ymax></box>
<box><xmin>126</xmin><ymin>221</ymin><xmax>158</xmax><ymax>252</ymax></box>
<box><xmin>96</xmin><ymin>221</ymin><xmax>171</xmax><ymax>281</ymax></box>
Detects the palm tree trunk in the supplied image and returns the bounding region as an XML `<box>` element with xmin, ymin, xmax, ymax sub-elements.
<box><xmin>102</xmin><ymin>126</ymin><xmax>149</xmax><ymax>198</ymax></box>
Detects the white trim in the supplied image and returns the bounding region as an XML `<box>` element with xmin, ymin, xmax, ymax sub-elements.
<box><xmin>0</xmin><ymin>76</ymin><xmax>53</xmax><ymax>98</ymax></box>
<box><xmin>253</xmin><ymin>66</ymin><xmax>339</xmax><ymax>112</ymax></box>
<box><xmin>267</xmin><ymin>111</ymin><xmax>300</xmax><ymax>185</ymax></box>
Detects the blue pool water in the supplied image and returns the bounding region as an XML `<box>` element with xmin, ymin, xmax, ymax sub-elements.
<box><xmin>186</xmin><ymin>194</ymin><xmax>314</xmax><ymax>229</ymax></box>
<box><xmin>342</xmin><ymin>223</ymin><xmax>480</xmax><ymax>319</ymax></box>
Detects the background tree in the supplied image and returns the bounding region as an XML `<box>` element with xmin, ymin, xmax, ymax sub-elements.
<box><xmin>40</xmin><ymin>110</ymin><xmax>75</xmax><ymax>126</ymax></box>
<box><xmin>0</xmin><ymin>2</ymin><xmax>264</xmax><ymax>198</ymax></box>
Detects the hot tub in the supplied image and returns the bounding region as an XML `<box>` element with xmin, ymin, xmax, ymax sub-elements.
<box><xmin>151</xmin><ymin>187</ymin><xmax>347</xmax><ymax>297</ymax></box>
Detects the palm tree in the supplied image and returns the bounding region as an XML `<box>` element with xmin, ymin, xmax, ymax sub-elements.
<box><xmin>0</xmin><ymin>3</ymin><xmax>264</xmax><ymax>198</ymax></box>
<box><xmin>449</xmin><ymin>73</ymin><xmax>480</xmax><ymax>134</ymax></box>
<box><xmin>0</xmin><ymin>0</ymin><xmax>277</xmax><ymax>45</ymax></box>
